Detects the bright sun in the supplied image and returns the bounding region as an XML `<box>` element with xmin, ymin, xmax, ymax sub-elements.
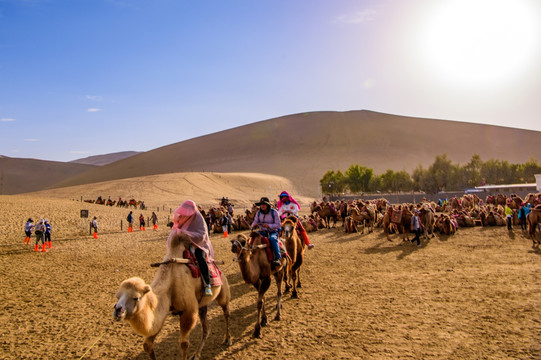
<box><xmin>417</xmin><ymin>0</ymin><xmax>540</xmax><ymax>89</ymax></box>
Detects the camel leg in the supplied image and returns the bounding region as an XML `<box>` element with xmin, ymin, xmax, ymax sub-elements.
<box><xmin>190</xmin><ymin>306</ymin><xmax>209</xmax><ymax>360</ymax></box>
<box><xmin>253</xmin><ymin>277</ymin><xmax>270</xmax><ymax>338</ymax></box>
<box><xmin>273</xmin><ymin>270</ymin><xmax>283</xmax><ymax>321</ymax></box>
<box><xmin>178</xmin><ymin>311</ymin><xmax>198</xmax><ymax>360</ymax></box>
<box><xmin>283</xmin><ymin>268</ymin><xmax>291</xmax><ymax>294</ymax></box>
<box><xmin>259</xmin><ymin>277</ymin><xmax>271</xmax><ymax>327</ymax></box>
<box><xmin>143</xmin><ymin>335</ymin><xmax>157</xmax><ymax>360</ymax></box>
<box><xmin>216</xmin><ymin>282</ymin><xmax>232</xmax><ymax>346</ymax></box>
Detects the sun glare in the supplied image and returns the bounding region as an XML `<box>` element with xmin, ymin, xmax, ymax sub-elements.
<box><xmin>417</xmin><ymin>0</ymin><xmax>540</xmax><ymax>89</ymax></box>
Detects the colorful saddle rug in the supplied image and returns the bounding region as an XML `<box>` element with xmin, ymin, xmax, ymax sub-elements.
<box><xmin>182</xmin><ymin>249</ymin><xmax>223</xmax><ymax>287</ymax></box>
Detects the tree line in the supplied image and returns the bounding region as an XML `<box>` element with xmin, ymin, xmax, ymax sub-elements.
<box><xmin>320</xmin><ymin>154</ymin><xmax>541</xmax><ymax>194</ymax></box>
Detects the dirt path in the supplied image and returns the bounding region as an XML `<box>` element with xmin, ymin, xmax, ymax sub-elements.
<box><xmin>1</xmin><ymin>225</ymin><xmax>540</xmax><ymax>359</ymax></box>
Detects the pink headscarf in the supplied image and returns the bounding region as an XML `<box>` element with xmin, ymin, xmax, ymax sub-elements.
<box><xmin>277</xmin><ymin>191</ymin><xmax>301</xmax><ymax>210</ymax></box>
<box><xmin>167</xmin><ymin>200</ymin><xmax>214</xmax><ymax>260</ymax></box>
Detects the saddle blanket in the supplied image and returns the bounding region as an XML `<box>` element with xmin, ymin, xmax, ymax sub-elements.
<box><xmin>183</xmin><ymin>249</ymin><xmax>223</xmax><ymax>287</ymax></box>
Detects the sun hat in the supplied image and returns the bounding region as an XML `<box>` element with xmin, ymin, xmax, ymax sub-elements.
<box><xmin>255</xmin><ymin>197</ymin><xmax>272</xmax><ymax>207</ymax></box>
<box><xmin>279</xmin><ymin>191</ymin><xmax>290</xmax><ymax>198</ymax></box>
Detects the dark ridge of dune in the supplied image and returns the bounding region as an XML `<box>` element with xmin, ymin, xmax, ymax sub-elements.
<box><xmin>69</xmin><ymin>151</ymin><xmax>142</xmax><ymax>166</ymax></box>
<box><xmin>0</xmin><ymin>156</ymin><xmax>95</xmax><ymax>195</ymax></box>
<box><xmin>51</xmin><ymin>110</ymin><xmax>541</xmax><ymax>197</ymax></box>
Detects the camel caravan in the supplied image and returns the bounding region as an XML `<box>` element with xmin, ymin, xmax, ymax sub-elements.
<box><xmin>115</xmin><ymin>195</ymin><xmax>315</xmax><ymax>359</ymax></box>
<box><xmin>114</xmin><ymin>192</ymin><xmax>541</xmax><ymax>359</ymax></box>
<box><xmin>84</xmin><ymin>196</ymin><xmax>146</xmax><ymax>209</ymax></box>
<box><xmin>310</xmin><ymin>192</ymin><xmax>541</xmax><ymax>245</ymax></box>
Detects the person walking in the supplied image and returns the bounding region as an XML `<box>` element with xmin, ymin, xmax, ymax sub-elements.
<box><xmin>151</xmin><ymin>212</ymin><xmax>158</xmax><ymax>230</ymax></box>
<box><xmin>34</xmin><ymin>219</ymin><xmax>46</xmax><ymax>252</ymax></box>
<box><xmin>505</xmin><ymin>203</ymin><xmax>513</xmax><ymax>230</ymax></box>
<box><xmin>220</xmin><ymin>213</ymin><xmax>229</xmax><ymax>237</ymax></box>
<box><xmin>168</xmin><ymin>200</ymin><xmax>216</xmax><ymax>296</ymax></box>
<box><xmin>91</xmin><ymin>216</ymin><xmax>98</xmax><ymax>238</ymax></box>
<box><xmin>139</xmin><ymin>214</ymin><xmax>146</xmax><ymax>231</ymax></box>
<box><xmin>251</xmin><ymin>196</ymin><xmax>282</xmax><ymax>267</ymax></box>
<box><xmin>44</xmin><ymin>219</ymin><xmax>52</xmax><ymax>248</ymax></box>
<box><xmin>410</xmin><ymin>209</ymin><xmax>422</xmax><ymax>247</ymax></box>
<box><xmin>127</xmin><ymin>211</ymin><xmax>134</xmax><ymax>232</ymax></box>
<box><xmin>518</xmin><ymin>203</ymin><xmax>528</xmax><ymax>231</ymax></box>
<box><xmin>24</xmin><ymin>218</ymin><xmax>34</xmax><ymax>245</ymax></box>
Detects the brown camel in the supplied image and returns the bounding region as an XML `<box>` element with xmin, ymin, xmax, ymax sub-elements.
<box><xmin>527</xmin><ymin>206</ymin><xmax>541</xmax><ymax>245</ymax></box>
<box><xmin>113</xmin><ymin>232</ymin><xmax>231</xmax><ymax>360</ymax></box>
<box><xmin>485</xmin><ymin>211</ymin><xmax>505</xmax><ymax>226</ymax></box>
<box><xmin>313</xmin><ymin>203</ymin><xmax>338</xmax><ymax>228</ymax></box>
<box><xmin>230</xmin><ymin>232</ymin><xmax>290</xmax><ymax>338</ymax></box>
<box><xmin>419</xmin><ymin>207</ymin><xmax>435</xmax><ymax>239</ymax></box>
<box><xmin>435</xmin><ymin>215</ymin><xmax>456</xmax><ymax>235</ymax></box>
<box><xmin>301</xmin><ymin>216</ymin><xmax>318</xmax><ymax>233</ymax></box>
<box><xmin>281</xmin><ymin>217</ymin><xmax>305</xmax><ymax>298</ymax></box>
<box><xmin>344</xmin><ymin>216</ymin><xmax>358</xmax><ymax>233</ymax></box>
<box><xmin>348</xmin><ymin>206</ymin><xmax>375</xmax><ymax>234</ymax></box>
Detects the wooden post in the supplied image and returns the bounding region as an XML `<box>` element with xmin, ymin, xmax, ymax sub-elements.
<box><xmin>121</xmin><ymin>220</ymin><xmax>123</xmax><ymax>231</ymax></box>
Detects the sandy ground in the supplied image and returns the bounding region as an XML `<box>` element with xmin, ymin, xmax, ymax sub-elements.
<box><xmin>1</xmin><ymin>191</ymin><xmax>541</xmax><ymax>359</ymax></box>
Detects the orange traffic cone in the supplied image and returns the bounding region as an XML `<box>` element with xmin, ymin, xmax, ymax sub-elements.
<box><xmin>41</xmin><ymin>243</ymin><xmax>46</xmax><ymax>252</ymax></box>
<box><xmin>34</xmin><ymin>244</ymin><xmax>39</xmax><ymax>252</ymax></box>
<box><xmin>223</xmin><ymin>230</ymin><xmax>228</xmax><ymax>238</ymax></box>
<box><xmin>93</xmin><ymin>232</ymin><xmax>98</xmax><ymax>239</ymax></box>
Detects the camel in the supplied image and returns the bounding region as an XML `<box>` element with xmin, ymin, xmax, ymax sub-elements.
<box><xmin>525</xmin><ymin>193</ymin><xmax>541</xmax><ymax>206</ymax></box>
<box><xmin>348</xmin><ymin>206</ymin><xmax>375</xmax><ymax>234</ymax></box>
<box><xmin>313</xmin><ymin>203</ymin><xmax>338</xmax><ymax>228</ymax></box>
<box><xmin>235</xmin><ymin>215</ymin><xmax>251</xmax><ymax>231</ymax></box>
<box><xmin>527</xmin><ymin>206</ymin><xmax>541</xmax><ymax>245</ymax></box>
<box><xmin>344</xmin><ymin>216</ymin><xmax>358</xmax><ymax>233</ymax></box>
<box><xmin>455</xmin><ymin>213</ymin><xmax>475</xmax><ymax>227</ymax></box>
<box><xmin>281</xmin><ymin>217</ymin><xmax>305</xmax><ymax>298</ymax></box>
<box><xmin>301</xmin><ymin>216</ymin><xmax>318</xmax><ymax>233</ymax></box>
<box><xmin>113</xmin><ymin>232</ymin><xmax>231</xmax><ymax>360</ymax></box>
<box><xmin>419</xmin><ymin>207</ymin><xmax>435</xmax><ymax>239</ymax></box>
<box><xmin>508</xmin><ymin>194</ymin><xmax>523</xmax><ymax>210</ymax></box>
<box><xmin>435</xmin><ymin>215</ymin><xmax>456</xmax><ymax>235</ymax></box>
<box><xmin>230</xmin><ymin>232</ymin><xmax>290</xmax><ymax>338</ymax></box>
<box><xmin>106</xmin><ymin>199</ymin><xmax>116</xmax><ymax>206</ymax></box>
<box><xmin>485</xmin><ymin>211</ymin><xmax>505</xmax><ymax>226</ymax></box>
<box><xmin>495</xmin><ymin>194</ymin><xmax>507</xmax><ymax>206</ymax></box>
<box><xmin>244</xmin><ymin>205</ymin><xmax>258</xmax><ymax>224</ymax></box>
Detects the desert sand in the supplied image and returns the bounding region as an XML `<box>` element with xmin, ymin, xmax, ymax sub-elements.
<box><xmin>1</xmin><ymin>175</ymin><xmax>540</xmax><ymax>359</ymax></box>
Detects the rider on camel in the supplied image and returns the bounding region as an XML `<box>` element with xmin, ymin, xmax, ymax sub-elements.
<box><xmin>251</xmin><ymin>197</ymin><xmax>282</xmax><ymax>268</ymax></box>
<box><xmin>277</xmin><ymin>191</ymin><xmax>314</xmax><ymax>249</ymax></box>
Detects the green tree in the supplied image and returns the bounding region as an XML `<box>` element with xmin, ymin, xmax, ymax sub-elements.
<box><xmin>345</xmin><ymin>164</ymin><xmax>373</xmax><ymax>193</ymax></box>
<box><xmin>320</xmin><ymin>170</ymin><xmax>347</xmax><ymax>194</ymax></box>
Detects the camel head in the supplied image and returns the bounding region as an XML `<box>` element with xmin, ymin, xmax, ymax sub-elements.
<box><xmin>281</xmin><ymin>217</ymin><xmax>297</xmax><ymax>239</ymax></box>
<box><xmin>231</xmin><ymin>233</ymin><xmax>248</xmax><ymax>254</ymax></box>
<box><xmin>113</xmin><ymin>277</ymin><xmax>152</xmax><ymax>321</ymax></box>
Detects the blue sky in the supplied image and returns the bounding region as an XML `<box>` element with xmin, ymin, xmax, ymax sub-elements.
<box><xmin>1</xmin><ymin>0</ymin><xmax>540</xmax><ymax>162</ymax></box>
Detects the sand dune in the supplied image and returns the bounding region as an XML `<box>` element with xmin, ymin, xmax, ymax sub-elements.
<box><xmin>53</xmin><ymin>110</ymin><xmax>541</xmax><ymax>197</ymax></box>
<box><xmin>0</xmin><ymin>156</ymin><xmax>95</xmax><ymax>195</ymax></box>
<box><xmin>3</xmin><ymin>110</ymin><xmax>541</xmax><ymax>196</ymax></box>
<box><xmin>69</xmin><ymin>151</ymin><xmax>141</xmax><ymax>166</ymax></box>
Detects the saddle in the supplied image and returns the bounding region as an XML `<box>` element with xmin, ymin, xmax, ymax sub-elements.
<box><xmin>182</xmin><ymin>249</ymin><xmax>223</xmax><ymax>286</ymax></box>
<box><xmin>249</xmin><ymin>235</ymin><xmax>286</xmax><ymax>263</ymax></box>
